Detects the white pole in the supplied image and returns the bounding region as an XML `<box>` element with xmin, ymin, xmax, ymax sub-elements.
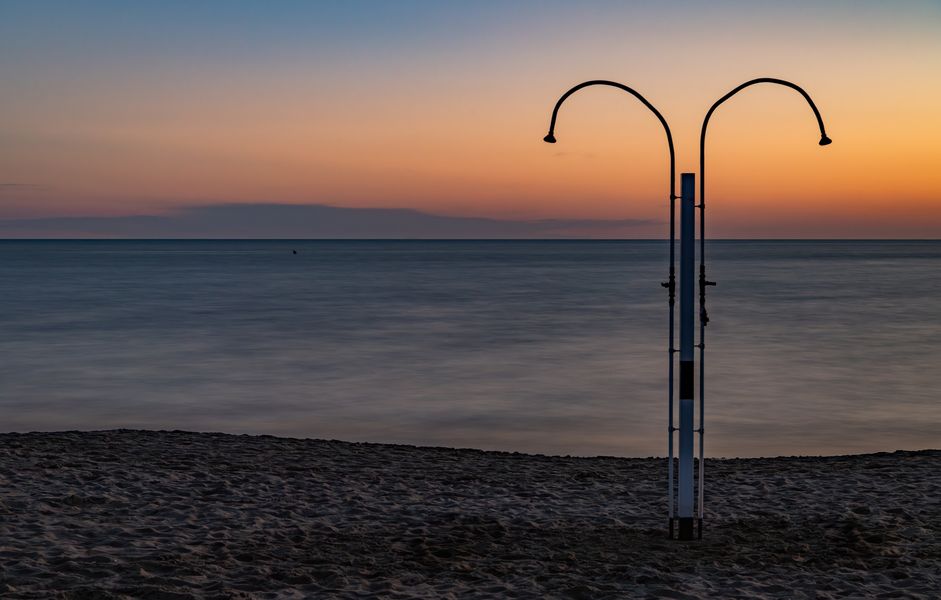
<box><xmin>677</xmin><ymin>173</ymin><xmax>695</xmax><ymax>540</ymax></box>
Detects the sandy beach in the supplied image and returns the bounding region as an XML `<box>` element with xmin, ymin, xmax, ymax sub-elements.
<box><xmin>0</xmin><ymin>430</ymin><xmax>937</xmax><ymax>598</ymax></box>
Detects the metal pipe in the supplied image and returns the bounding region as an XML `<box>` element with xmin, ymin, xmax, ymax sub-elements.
<box><xmin>698</xmin><ymin>302</ymin><xmax>705</xmax><ymax>538</ymax></box>
<box><xmin>543</xmin><ymin>80</ymin><xmax>678</xmax><ymax>536</ymax></box>
<box><xmin>697</xmin><ymin>78</ymin><xmax>831</xmax><ymax>538</ymax></box>
<box><xmin>668</xmin><ymin>193</ymin><xmax>676</xmax><ymax>538</ymax></box>
<box><xmin>544</xmin><ymin>81</ymin><xmax>677</xmax><ymax>196</ymax></box>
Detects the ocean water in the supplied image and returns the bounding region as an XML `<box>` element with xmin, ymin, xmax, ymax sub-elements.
<box><xmin>1</xmin><ymin>240</ymin><xmax>938</xmax><ymax>457</ymax></box>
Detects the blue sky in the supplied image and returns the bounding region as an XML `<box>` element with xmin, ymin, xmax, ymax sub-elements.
<box><xmin>2</xmin><ymin>1</ymin><xmax>940</xmax><ymax>237</ymax></box>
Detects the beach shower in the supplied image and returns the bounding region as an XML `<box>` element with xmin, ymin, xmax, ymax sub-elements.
<box><xmin>543</xmin><ymin>78</ymin><xmax>830</xmax><ymax>540</ymax></box>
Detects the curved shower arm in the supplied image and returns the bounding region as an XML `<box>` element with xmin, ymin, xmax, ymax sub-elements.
<box><xmin>544</xmin><ymin>80</ymin><xmax>676</xmax><ymax>200</ymax></box>
<box><xmin>694</xmin><ymin>79</ymin><xmax>830</xmax><ymax>531</ymax></box>
<box><xmin>543</xmin><ymin>79</ymin><xmax>679</xmax><ymax>530</ymax></box>
<box><xmin>700</xmin><ymin>77</ymin><xmax>830</xmax><ymax>207</ymax></box>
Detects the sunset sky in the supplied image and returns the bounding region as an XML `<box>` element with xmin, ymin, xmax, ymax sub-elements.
<box><xmin>2</xmin><ymin>1</ymin><xmax>940</xmax><ymax>237</ymax></box>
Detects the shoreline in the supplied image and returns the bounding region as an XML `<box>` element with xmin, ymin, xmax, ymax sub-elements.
<box><xmin>2</xmin><ymin>429</ymin><xmax>938</xmax><ymax>598</ymax></box>
<box><xmin>6</xmin><ymin>427</ymin><xmax>934</xmax><ymax>461</ymax></box>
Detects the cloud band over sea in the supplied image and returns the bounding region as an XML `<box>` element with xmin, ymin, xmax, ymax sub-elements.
<box><xmin>0</xmin><ymin>203</ymin><xmax>658</xmax><ymax>239</ymax></box>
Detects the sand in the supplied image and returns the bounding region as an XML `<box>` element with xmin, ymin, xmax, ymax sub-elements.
<box><xmin>0</xmin><ymin>430</ymin><xmax>938</xmax><ymax>599</ymax></box>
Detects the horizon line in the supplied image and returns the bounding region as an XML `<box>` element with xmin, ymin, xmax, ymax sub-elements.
<box><xmin>3</xmin><ymin>238</ymin><xmax>941</xmax><ymax>242</ymax></box>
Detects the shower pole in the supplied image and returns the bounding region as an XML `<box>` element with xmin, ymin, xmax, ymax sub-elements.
<box><xmin>543</xmin><ymin>77</ymin><xmax>830</xmax><ymax>541</ymax></box>
<box><xmin>677</xmin><ymin>172</ymin><xmax>696</xmax><ymax>540</ymax></box>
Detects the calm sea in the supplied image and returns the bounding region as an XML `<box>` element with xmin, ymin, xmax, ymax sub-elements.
<box><xmin>1</xmin><ymin>240</ymin><xmax>938</xmax><ymax>457</ymax></box>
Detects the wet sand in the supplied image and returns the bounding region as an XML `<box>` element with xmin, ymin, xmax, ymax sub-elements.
<box><xmin>0</xmin><ymin>430</ymin><xmax>938</xmax><ymax>598</ymax></box>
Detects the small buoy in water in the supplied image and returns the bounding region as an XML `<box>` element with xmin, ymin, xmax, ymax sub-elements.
<box><xmin>292</xmin><ymin>249</ymin><xmax>297</xmax><ymax>255</ymax></box>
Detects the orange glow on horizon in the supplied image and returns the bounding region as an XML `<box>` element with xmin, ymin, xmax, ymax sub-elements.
<box><xmin>2</xmin><ymin>2</ymin><xmax>939</xmax><ymax>237</ymax></box>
